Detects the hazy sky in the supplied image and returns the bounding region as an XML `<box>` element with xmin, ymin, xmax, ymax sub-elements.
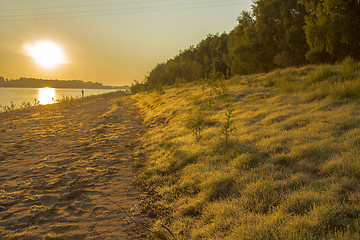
<box><xmin>0</xmin><ymin>0</ymin><xmax>252</xmax><ymax>86</ymax></box>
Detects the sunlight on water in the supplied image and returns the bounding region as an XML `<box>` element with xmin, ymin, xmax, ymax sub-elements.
<box><xmin>38</xmin><ymin>88</ymin><xmax>56</xmax><ymax>105</ymax></box>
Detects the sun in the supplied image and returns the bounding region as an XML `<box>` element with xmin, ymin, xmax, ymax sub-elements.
<box><xmin>25</xmin><ymin>41</ymin><xmax>67</xmax><ymax>69</ymax></box>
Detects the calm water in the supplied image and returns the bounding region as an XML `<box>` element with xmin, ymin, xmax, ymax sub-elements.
<box><xmin>0</xmin><ymin>87</ymin><xmax>120</xmax><ymax>110</ymax></box>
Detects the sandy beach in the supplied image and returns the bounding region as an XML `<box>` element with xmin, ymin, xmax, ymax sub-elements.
<box><xmin>0</xmin><ymin>91</ymin><xmax>149</xmax><ymax>239</ymax></box>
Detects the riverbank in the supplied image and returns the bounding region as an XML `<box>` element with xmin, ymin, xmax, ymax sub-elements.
<box><xmin>132</xmin><ymin>62</ymin><xmax>360</xmax><ymax>239</ymax></box>
<box><xmin>0</xmin><ymin>91</ymin><xmax>150</xmax><ymax>239</ymax></box>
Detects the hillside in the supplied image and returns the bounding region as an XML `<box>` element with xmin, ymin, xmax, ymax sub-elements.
<box><xmin>132</xmin><ymin>59</ymin><xmax>360</xmax><ymax>239</ymax></box>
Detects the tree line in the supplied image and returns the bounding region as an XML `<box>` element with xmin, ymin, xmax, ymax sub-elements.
<box><xmin>0</xmin><ymin>77</ymin><xmax>123</xmax><ymax>89</ymax></box>
<box><xmin>131</xmin><ymin>0</ymin><xmax>360</xmax><ymax>92</ymax></box>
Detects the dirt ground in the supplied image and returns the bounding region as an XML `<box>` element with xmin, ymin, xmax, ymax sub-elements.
<box><xmin>0</xmin><ymin>91</ymin><xmax>150</xmax><ymax>239</ymax></box>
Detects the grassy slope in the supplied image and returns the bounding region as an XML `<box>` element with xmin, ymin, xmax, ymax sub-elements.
<box><xmin>133</xmin><ymin>58</ymin><xmax>360</xmax><ymax>239</ymax></box>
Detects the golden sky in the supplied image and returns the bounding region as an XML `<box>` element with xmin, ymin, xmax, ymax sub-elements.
<box><xmin>0</xmin><ymin>0</ymin><xmax>252</xmax><ymax>86</ymax></box>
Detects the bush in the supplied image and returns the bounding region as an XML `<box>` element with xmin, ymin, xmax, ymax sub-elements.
<box><xmin>330</xmin><ymin>80</ymin><xmax>360</xmax><ymax>100</ymax></box>
<box><xmin>220</xmin><ymin>109</ymin><xmax>236</xmax><ymax>144</ymax></box>
<box><xmin>340</xmin><ymin>57</ymin><xmax>360</xmax><ymax>80</ymax></box>
<box><xmin>185</xmin><ymin>110</ymin><xmax>207</xmax><ymax>142</ymax></box>
<box><xmin>306</xmin><ymin>66</ymin><xmax>337</xmax><ymax>85</ymax></box>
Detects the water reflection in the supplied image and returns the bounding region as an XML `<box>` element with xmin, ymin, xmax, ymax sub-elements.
<box><xmin>38</xmin><ymin>88</ymin><xmax>56</xmax><ymax>105</ymax></box>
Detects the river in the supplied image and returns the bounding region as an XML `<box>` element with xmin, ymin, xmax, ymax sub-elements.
<box><xmin>0</xmin><ymin>87</ymin><xmax>121</xmax><ymax>111</ymax></box>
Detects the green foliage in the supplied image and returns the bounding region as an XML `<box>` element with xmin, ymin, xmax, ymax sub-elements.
<box><xmin>130</xmin><ymin>80</ymin><xmax>147</xmax><ymax>93</ymax></box>
<box><xmin>340</xmin><ymin>57</ymin><xmax>360</xmax><ymax>80</ymax></box>
<box><xmin>227</xmin><ymin>11</ymin><xmax>261</xmax><ymax>76</ymax></box>
<box><xmin>220</xmin><ymin>109</ymin><xmax>236</xmax><ymax>144</ymax></box>
<box><xmin>155</xmin><ymin>84</ymin><xmax>165</xmax><ymax>95</ymax></box>
<box><xmin>329</xmin><ymin>80</ymin><xmax>360</xmax><ymax>100</ymax></box>
<box><xmin>185</xmin><ymin>110</ymin><xmax>207</xmax><ymax>142</ymax></box>
<box><xmin>133</xmin><ymin>0</ymin><xmax>360</xmax><ymax>92</ymax></box>
<box><xmin>306</xmin><ymin>66</ymin><xmax>337</xmax><ymax>85</ymax></box>
<box><xmin>252</xmin><ymin>0</ymin><xmax>308</xmax><ymax>68</ymax></box>
<box><xmin>266</xmin><ymin>70</ymin><xmax>303</xmax><ymax>93</ymax></box>
<box><xmin>202</xmin><ymin>62</ymin><xmax>229</xmax><ymax>106</ymax></box>
<box><xmin>266</xmin><ymin>60</ymin><xmax>360</xmax><ymax>101</ymax></box>
<box><xmin>300</xmin><ymin>0</ymin><xmax>360</xmax><ymax>63</ymax></box>
<box><xmin>143</xmin><ymin>34</ymin><xmax>230</xmax><ymax>91</ymax></box>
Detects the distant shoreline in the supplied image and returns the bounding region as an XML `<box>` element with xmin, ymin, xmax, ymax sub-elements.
<box><xmin>0</xmin><ymin>86</ymin><xmax>128</xmax><ymax>90</ymax></box>
<box><xmin>0</xmin><ymin>77</ymin><xmax>129</xmax><ymax>90</ymax></box>
<box><xmin>0</xmin><ymin>88</ymin><xmax>124</xmax><ymax>111</ymax></box>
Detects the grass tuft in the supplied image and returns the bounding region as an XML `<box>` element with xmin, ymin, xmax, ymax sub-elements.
<box><xmin>306</xmin><ymin>66</ymin><xmax>337</xmax><ymax>85</ymax></box>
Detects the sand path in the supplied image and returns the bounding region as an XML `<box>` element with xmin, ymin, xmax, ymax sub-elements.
<box><xmin>0</xmin><ymin>92</ymin><xmax>149</xmax><ymax>239</ymax></box>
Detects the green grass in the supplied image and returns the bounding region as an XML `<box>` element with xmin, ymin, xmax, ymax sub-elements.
<box><xmin>133</xmin><ymin>60</ymin><xmax>360</xmax><ymax>239</ymax></box>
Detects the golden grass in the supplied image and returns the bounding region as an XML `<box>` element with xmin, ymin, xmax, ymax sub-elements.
<box><xmin>133</xmin><ymin>60</ymin><xmax>360</xmax><ymax>239</ymax></box>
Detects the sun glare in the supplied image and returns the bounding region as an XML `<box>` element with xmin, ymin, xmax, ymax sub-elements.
<box><xmin>25</xmin><ymin>41</ymin><xmax>66</xmax><ymax>69</ymax></box>
<box><xmin>39</xmin><ymin>87</ymin><xmax>56</xmax><ymax>105</ymax></box>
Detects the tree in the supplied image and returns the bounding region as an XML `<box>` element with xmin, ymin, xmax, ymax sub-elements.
<box><xmin>227</xmin><ymin>0</ymin><xmax>308</xmax><ymax>76</ymax></box>
<box><xmin>227</xmin><ymin>11</ymin><xmax>261</xmax><ymax>75</ymax></box>
<box><xmin>196</xmin><ymin>34</ymin><xmax>229</xmax><ymax>79</ymax></box>
<box><xmin>253</xmin><ymin>0</ymin><xmax>308</xmax><ymax>68</ymax></box>
<box><xmin>146</xmin><ymin>63</ymin><xmax>168</xmax><ymax>88</ymax></box>
<box><xmin>300</xmin><ymin>0</ymin><xmax>360</xmax><ymax>63</ymax></box>
<box><xmin>0</xmin><ymin>76</ymin><xmax>5</xmax><ymax>86</ymax></box>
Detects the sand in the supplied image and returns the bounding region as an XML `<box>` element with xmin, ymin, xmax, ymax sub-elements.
<box><xmin>0</xmin><ymin>91</ymin><xmax>150</xmax><ymax>239</ymax></box>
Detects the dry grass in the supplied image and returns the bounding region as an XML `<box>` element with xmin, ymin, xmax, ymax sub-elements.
<box><xmin>133</xmin><ymin>60</ymin><xmax>360</xmax><ymax>239</ymax></box>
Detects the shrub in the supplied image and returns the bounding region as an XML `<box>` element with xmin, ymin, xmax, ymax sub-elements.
<box><xmin>33</xmin><ymin>98</ymin><xmax>40</xmax><ymax>106</ymax></box>
<box><xmin>185</xmin><ymin>110</ymin><xmax>207</xmax><ymax>142</ymax></box>
<box><xmin>306</xmin><ymin>66</ymin><xmax>337</xmax><ymax>85</ymax></box>
<box><xmin>330</xmin><ymin>80</ymin><xmax>360</xmax><ymax>100</ymax></box>
<box><xmin>266</xmin><ymin>70</ymin><xmax>302</xmax><ymax>93</ymax></box>
<box><xmin>20</xmin><ymin>101</ymin><xmax>31</xmax><ymax>109</ymax></box>
<box><xmin>340</xmin><ymin>57</ymin><xmax>360</xmax><ymax>80</ymax></box>
<box><xmin>220</xmin><ymin>109</ymin><xmax>236</xmax><ymax>144</ymax></box>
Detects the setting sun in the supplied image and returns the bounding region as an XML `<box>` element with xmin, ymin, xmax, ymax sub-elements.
<box><xmin>25</xmin><ymin>41</ymin><xmax>66</xmax><ymax>69</ymax></box>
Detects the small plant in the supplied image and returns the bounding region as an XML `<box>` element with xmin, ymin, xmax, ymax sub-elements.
<box><xmin>186</xmin><ymin>110</ymin><xmax>207</xmax><ymax>142</ymax></box>
<box><xmin>156</xmin><ymin>84</ymin><xmax>165</xmax><ymax>95</ymax></box>
<box><xmin>10</xmin><ymin>101</ymin><xmax>16</xmax><ymax>111</ymax></box>
<box><xmin>130</xmin><ymin>80</ymin><xmax>147</xmax><ymax>93</ymax></box>
<box><xmin>2</xmin><ymin>101</ymin><xmax>16</xmax><ymax>112</ymax></box>
<box><xmin>216</xmin><ymin>80</ymin><xmax>229</xmax><ymax>100</ymax></box>
<box><xmin>20</xmin><ymin>101</ymin><xmax>31</xmax><ymax>109</ymax></box>
<box><xmin>202</xmin><ymin>77</ymin><xmax>215</xmax><ymax>106</ymax></box>
<box><xmin>203</xmin><ymin>62</ymin><xmax>228</xmax><ymax>106</ymax></box>
<box><xmin>57</xmin><ymin>95</ymin><xmax>75</xmax><ymax>103</ymax></box>
<box><xmin>2</xmin><ymin>105</ymin><xmax>11</xmax><ymax>112</ymax></box>
<box><xmin>33</xmin><ymin>98</ymin><xmax>40</xmax><ymax>106</ymax></box>
<box><xmin>220</xmin><ymin>108</ymin><xmax>236</xmax><ymax>144</ymax></box>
